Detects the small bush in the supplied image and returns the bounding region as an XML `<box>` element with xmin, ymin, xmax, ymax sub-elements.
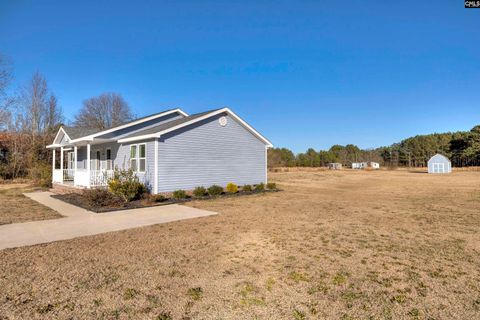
<box><xmin>266</xmin><ymin>182</ymin><xmax>277</xmax><ymax>190</ymax></box>
<box><xmin>83</xmin><ymin>189</ymin><xmax>124</xmax><ymax>208</ymax></box>
<box><xmin>187</xmin><ymin>287</ymin><xmax>203</xmax><ymax>300</ymax></box>
<box><xmin>29</xmin><ymin>162</ymin><xmax>52</xmax><ymax>188</ymax></box>
<box><xmin>108</xmin><ymin>169</ymin><xmax>148</xmax><ymax>202</ymax></box>
<box><xmin>150</xmin><ymin>194</ymin><xmax>166</xmax><ymax>202</ymax></box>
<box><xmin>208</xmin><ymin>184</ymin><xmax>223</xmax><ymax>196</ymax></box>
<box><xmin>242</xmin><ymin>184</ymin><xmax>252</xmax><ymax>192</ymax></box>
<box><xmin>254</xmin><ymin>183</ymin><xmax>265</xmax><ymax>192</ymax></box>
<box><xmin>123</xmin><ymin>288</ymin><xmax>138</xmax><ymax>300</ymax></box>
<box><xmin>225</xmin><ymin>182</ymin><xmax>238</xmax><ymax>193</ymax></box>
<box><xmin>156</xmin><ymin>312</ymin><xmax>172</xmax><ymax>320</ymax></box>
<box><xmin>172</xmin><ymin>189</ymin><xmax>187</xmax><ymax>199</ymax></box>
<box><xmin>193</xmin><ymin>186</ymin><xmax>207</xmax><ymax>197</ymax></box>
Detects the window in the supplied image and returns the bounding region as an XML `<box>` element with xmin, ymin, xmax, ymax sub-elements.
<box><xmin>94</xmin><ymin>150</ymin><xmax>101</xmax><ymax>170</ymax></box>
<box><xmin>106</xmin><ymin>149</ymin><xmax>112</xmax><ymax>170</ymax></box>
<box><xmin>129</xmin><ymin>144</ymin><xmax>146</xmax><ymax>172</ymax></box>
<box><xmin>139</xmin><ymin>144</ymin><xmax>146</xmax><ymax>172</ymax></box>
<box><xmin>130</xmin><ymin>145</ymin><xmax>137</xmax><ymax>171</ymax></box>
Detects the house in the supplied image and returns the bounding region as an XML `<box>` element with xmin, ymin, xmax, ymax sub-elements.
<box><xmin>352</xmin><ymin>162</ymin><xmax>367</xmax><ymax>169</ymax></box>
<box><xmin>352</xmin><ymin>162</ymin><xmax>380</xmax><ymax>169</ymax></box>
<box><xmin>327</xmin><ymin>163</ymin><xmax>342</xmax><ymax>170</ymax></box>
<box><xmin>369</xmin><ymin>162</ymin><xmax>380</xmax><ymax>169</ymax></box>
<box><xmin>427</xmin><ymin>154</ymin><xmax>451</xmax><ymax>174</ymax></box>
<box><xmin>47</xmin><ymin>108</ymin><xmax>273</xmax><ymax>193</ymax></box>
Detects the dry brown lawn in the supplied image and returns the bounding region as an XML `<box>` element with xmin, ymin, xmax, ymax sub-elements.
<box><xmin>1</xmin><ymin>170</ymin><xmax>479</xmax><ymax>319</ymax></box>
<box><xmin>0</xmin><ymin>184</ymin><xmax>62</xmax><ymax>225</ymax></box>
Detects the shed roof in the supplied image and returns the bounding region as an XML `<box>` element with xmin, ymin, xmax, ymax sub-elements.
<box><xmin>428</xmin><ymin>153</ymin><xmax>451</xmax><ymax>163</ymax></box>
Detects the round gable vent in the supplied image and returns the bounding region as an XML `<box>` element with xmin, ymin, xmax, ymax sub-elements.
<box><xmin>219</xmin><ymin>116</ymin><xmax>228</xmax><ymax>127</ymax></box>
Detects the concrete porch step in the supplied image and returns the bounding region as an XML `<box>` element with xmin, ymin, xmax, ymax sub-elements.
<box><xmin>50</xmin><ymin>183</ymin><xmax>86</xmax><ymax>194</ymax></box>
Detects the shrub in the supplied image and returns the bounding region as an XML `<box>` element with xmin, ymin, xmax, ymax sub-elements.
<box><xmin>172</xmin><ymin>189</ymin><xmax>187</xmax><ymax>199</ymax></box>
<box><xmin>254</xmin><ymin>183</ymin><xmax>265</xmax><ymax>192</ymax></box>
<box><xmin>208</xmin><ymin>184</ymin><xmax>223</xmax><ymax>196</ymax></box>
<box><xmin>266</xmin><ymin>182</ymin><xmax>277</xmax><ymax>190</ymax></box>
<box><xmin>108</xmin><ymin>169</ymin><xmax>148</xmax><ymax>202</ymax></box>
<box><xmin>83</xmin><ymin>189</ymin><xmax>124</xmax><ymax>208</ymax></box>
<box><xmin>242</xmin><ymin>184</ymin><xmax>252</xmax><ymax>192</ymax></box>
<box><xmin>29</xmin><ymin>162</ymin><xmax>52</xmax><ymax>188</ymax></box>
<box><xmin>225</xmin><ymin>182</ymin><xmax>238</xmax><ymax>194</ymax></box>
<box><xmin>193</xmin><ymin>186</ymin><xmax>207</xmax><ymax>197</ymax></box>
<box><xmin>150</xmin><ymin>194</ymin><xmax>166</xmax><ymax>202</ymax></box>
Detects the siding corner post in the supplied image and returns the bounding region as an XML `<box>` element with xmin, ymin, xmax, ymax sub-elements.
<box><xmin>154</xmin><ymin>138</ymin><xmax>159</xmax><ymax>194</ymax></box>
<box><xmin>265</xmin><ymin>145</ymin><xmax>268</xmax><ymax>184</ymax></box>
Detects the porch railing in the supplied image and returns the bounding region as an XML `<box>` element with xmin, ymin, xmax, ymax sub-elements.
<box><xmin>90</xmin><ymin>170</ymin><xmax>115</xmax><ymax>187</ymax></box>
<box><xmin>63</xmin><ymin>169</ymin><xmax>75</xmax><ymax>181</ymax></box>
<box><xmin>90</xmin><ymin>160</ymin><xmax>113</xmax><ymax>171</ymax></box>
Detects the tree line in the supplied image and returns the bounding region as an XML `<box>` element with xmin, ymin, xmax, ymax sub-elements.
<box><xmin>0</xmin><ymin>53</ymin><xmax>134</xmax><ymax>183</ymax></box>
<box><xmin>268</xmin><ymin>127</ymin><xmax>480</xmax><ymax>168</ymax></box>
<box><xmin>1</xmin><ymin>52</ymin><xmax>478</xmax><ymax>182</ymax></box>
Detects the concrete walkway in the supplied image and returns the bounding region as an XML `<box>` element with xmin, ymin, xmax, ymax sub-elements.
<box><xmin>0</xmin><ymin>192</ymin><xmax>217</xmax><ymax>250</ymax></box>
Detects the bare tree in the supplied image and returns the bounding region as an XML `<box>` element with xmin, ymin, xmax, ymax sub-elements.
<box><xmin>74</xmin><ymin>92</ymin><xmax>133</xmax><ymax>130</ymax></box>
<box><xmin>15</xmin><ymin>72</ymin><xmax>63</xmax><ymax>134</ymax></box>
<box><xmin>45</xmin><ymin>94</ymin><xmax>63</xmax><ymax>133</ymax></box>
<box><xmin>0</xmin><ymin>64</ymin><xmax>63</xmax><ymax>181</ymax></box>
<box><xmin>16</xmin><ymin>72</ymin><xmax>48</xmax><ymax>139</ymax></box>
<box><xmin>0</xmin><ymin>54</ymin><xmax>13</xmax><ymax>130</ymax></box>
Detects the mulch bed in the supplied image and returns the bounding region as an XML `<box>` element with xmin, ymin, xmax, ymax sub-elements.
<box><xmin>52</xmin><ymin>189</ymin><xmax>278</xmax><ymax>213</ymax></box>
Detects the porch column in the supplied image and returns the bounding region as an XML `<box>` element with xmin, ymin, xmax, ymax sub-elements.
<box><xmin>86</xmin><ymin>143</ymin><xmax>91</xmax><ymax>187</ymax></box>
<box><xmin>60</xmin><ymin>146</ymin><xmax>64</xmax><ymax>183</ymax></box>
<box><xmin>74</xmin><ymin>146</ymin><xmax>78</xmax><ymax>171</ymax></box>
<box><xmin>73</xmin><ymin>146</ymin><xmax>78</xmax><ymax>186</ymax></box>
<box><xmin>52</xmin><ymin>148</ymin><xmax>56</xmax><ymax>172</ymax></box>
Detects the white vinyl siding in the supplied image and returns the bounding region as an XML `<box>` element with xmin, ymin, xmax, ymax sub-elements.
<box><xmin>157</xmin><ymin>113</ymin><xmax>266</xmax><ymax>192</ymax></box>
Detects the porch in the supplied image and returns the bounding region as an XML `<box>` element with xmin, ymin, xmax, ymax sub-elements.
<box><xmin>51</xmin><ymin>144</ymin><xmax>114</xmax><ymax>188</ymax></box>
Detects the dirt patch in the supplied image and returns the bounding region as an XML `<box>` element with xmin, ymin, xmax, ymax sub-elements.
<box><xmin>0</xmin><ymin>170</ymin><xmax>479</xmax><ymax>319</ymax></box>
<box><xmin>0</xmin><ymin>185</ymin><xmax>62</xmax><ymax>225</ymax></box>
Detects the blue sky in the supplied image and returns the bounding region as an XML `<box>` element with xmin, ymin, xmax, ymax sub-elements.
<box><xmin>1</xmin><ymin>0</ymin><xmax>479</xmax><ymax>153</ymax></box>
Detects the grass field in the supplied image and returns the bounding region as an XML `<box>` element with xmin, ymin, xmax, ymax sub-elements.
<box><xmin>1</xmin><ymin>170</ymin><xmax>479</xmax><ymax>319</ymax></box>
<box><xmin>0</xmin><ymin>184</ymin><xmax>62</xmax><ymax>225</ymax></box>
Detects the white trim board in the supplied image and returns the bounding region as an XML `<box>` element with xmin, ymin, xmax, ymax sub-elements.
<box><xmin>51</xmin><ymin>127</ymin><xmax>71</xmax><ymax>146</ymax></box>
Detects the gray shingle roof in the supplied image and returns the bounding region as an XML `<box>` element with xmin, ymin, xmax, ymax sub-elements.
<box><xmin>63</xmin><ymin>126</ymin><xmax>98</xmax><ymax>140</ymax></box>
<box><xmin>62</xmin><ymin>108</ymin><xmax>183</xmax><ymax>140</ymax></box>
<box><xmin>118</xmin><ymin>109</ymin><xmax>221</xmax><ymax>139</ymax></box>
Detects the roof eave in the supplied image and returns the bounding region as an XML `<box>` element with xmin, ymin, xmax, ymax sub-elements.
<box><xmin>68</xmin><ymin>108</ymin><xmax>188</xmax><ymax>143</ymax></box>
<box><xmin>117</xmin><ymin>133</ymin><xmax>161</xmax><ymax>144</ymax></box>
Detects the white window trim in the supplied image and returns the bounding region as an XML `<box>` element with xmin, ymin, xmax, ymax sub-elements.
<box><xmin>130</xmin><ymin>143</ymin><xmax>146</xmax><ymax>173</ymax></box>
